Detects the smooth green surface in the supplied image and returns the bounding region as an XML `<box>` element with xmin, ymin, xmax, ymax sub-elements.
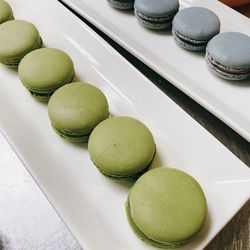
<box><xmin>48</xmin><ymin>82</ymin><xmax>109</xmax><ymax>140</ymax></box>
<box><xmin>0</xmin><ymin>20</ymin><xmax>42</xmax><ymax>65</ymax></box>
<box><xmin>88</xmin><ymin>116</ymin><xmax>155</xmax><ymax>178</ymax></box>
<box><xmin>126</xmin><ymin>198</ymin><xmax>185</xmax><ymax>248</ymax></box>
<box><xmin>0</xmin><ymin>0</ymin><xmax>14</xmax><ymax>24</ymax></box>
<box><xmin>19</xmin><ymin>48</ymin><xmax>74</xmax><ymax>96</ymax></box>
<box><xmin>127</xmin><ymin>167</ymin><xmax>207</xmax><ymax>248</ymax></box>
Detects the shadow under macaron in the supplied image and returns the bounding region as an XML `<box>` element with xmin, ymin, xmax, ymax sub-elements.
<box><xmin>150</xmin><ymin>27</ymin><xmax>172</xmax><ymax>36</ymax></box>
<box><xmin>220</xmin><ymin>76</ymin><xmax>250</xmax><ymax>87</ymax></box>
<box><xmin>72</xmin><ymin>73</ymin><xmax>81</xmax><ymax>82</ymax></box>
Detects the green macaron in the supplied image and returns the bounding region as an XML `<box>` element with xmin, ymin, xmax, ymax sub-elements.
<box><xmin>18</xmin><ymin>48</ymin><xmax>75</xmax><ymax>101</ymax></box>
<box><xmin>0</xmin><ymin>0</ymin><xmax>14</xmax><ymax>24</ymax></box>
<box><xmin>88</xmin><ymin>116</ymin><xmax>156</xmax><ymax>179</ymax></box>
<box><xmin>0</xmin><ymin>20</ymin><xmax>42</xmax><ymax>67</ymax></box>
<box><xmin>126</xmin><ymin>167</ymin><xmax>207</xmax><ymax>248</ymax></box>
<box><xmin>48</xmin><ymin>82</ymin><xmax>109</xmax><ymax>142</ymax></box>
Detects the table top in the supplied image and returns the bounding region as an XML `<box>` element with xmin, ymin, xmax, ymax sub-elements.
<box><xmin>0</xmin><ymin>2</ymin><xmax>249</xmax><ymax>250</ymax></box>
<box><xmin>235</xmin><ymin>3</ymin><xmax>250</xmax><ymax>17</ymax></box>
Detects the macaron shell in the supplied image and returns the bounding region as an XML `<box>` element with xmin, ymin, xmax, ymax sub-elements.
<box><xmin>128</xmin><ymin>168</ymin><xmax>207</xmax><ymax>244</ymax></box>
<box><xmin>18</xmin><ymin>48</ymin><xmax>74</xmax><ymax>91</ymax></box>
<box><xmin>206</xmin><ymin>55</ymin><xmax>250</xmax><ymax>81</ymax></box>
<box><xmin>0</xmin><ymin>20</ymin><xmax>41</xmax><ymax>61</ymax></box>
<box><xmin>126</xmin><ymin>199</ymin><xmax>185</xmax><ymax>248</ymax></box>
<box><xmin>135</xmin><ymin>10</ymin><xmax>174</xmax><ymax>30</ymax></box>
<box><xmin>207</xmin><ymin>32</ymin><xmax>250</xmax><ymax>69</ymax></box>
<box><xmin>172</xmin><ymin>7</ymin><xmax>220</xmax><ymax>41</ymax></box>
<box><xmin>107</xmin><ymin>0</ymin><xmax>134</xmax><ymax>10</ymax></box>
<box><xmin>51</xmin><ymin>123</ymin><xmax>91</xmax><ymax>143</ymax></box>
<box><xmin>172</xmin><ymin>28</ymin><xmax>207</xmax><ymax>51</ymax></box>
<box><xmin>48</xmin><ymin>82</ymin><xmax>109</xmax><ymax>133</ymax></box>
<box><xmin>134</xmin><ymin>0</ymin><xmax>179</xmax><ymax>17</ymax></box>
<box><xmin>96</xmin><ymin>162</ymin><xmax>149</xmax><ymax>179</ymax></box>
<box><xmin>0</xmin><ymin>0</ymin><xmax>14</xmax><ymax>24</ymax></box>
<box><xmin>88</xmin><ymin>116</ymin><xmax>155</xmax><ymax>177</ymax></box>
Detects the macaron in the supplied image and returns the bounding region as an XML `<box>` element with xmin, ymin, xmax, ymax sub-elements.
<box><xmin>134</xmin><ymin>0</ymin><xmax>179</xmax><ymax>30</ymax></box>
<box><xmin>126</xmin><ymin>167</ymin><xmax>207</xmax><ymax>248</ymax></box>
<box><xmin>107</xmin><ymin>0</ymin><xmax>135</xmax><ymax>10</ymax></box>
<box><xmin>18</xmin><ymin>48</ymin><xmax>75</xmax><ymax>101</ymax></box>
<box><xmin>206</xmin><ymin>32</ymin><xmax>250</xmax><ymax>80</ymax></box>
<box><xmin>88</xmin><ymin>116</ymin><xmax>155</xmax><ymax>179</ymax></box>
<box><xmin>48</xmin><ymin>82</ymin><xmax>109</xmax><ymax>142</ymax></box>
<box><xmin>172</xmin><ymin>7</ymin><xmax>220</xmax><ymax>51</ymax></box>
<box><xmin>0</xmin><ymin>20</ymin><xmax>42</xmax><ymax>67</ymax></box>
<box><xmin>0</xmin><ymin>0</ymin><xmax>14</xmax><ymax>24</ymax></box>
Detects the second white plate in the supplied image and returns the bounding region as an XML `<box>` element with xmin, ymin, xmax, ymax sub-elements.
<box><xmin>60</xmin><ymin>0</ymin><xmax>250</xmax><ymax>142</ymax></box>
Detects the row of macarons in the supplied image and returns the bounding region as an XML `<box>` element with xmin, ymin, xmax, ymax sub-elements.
<box><xmin>107</xmin><ymin>0</ymin><xmax>250</xmax><ymax>81</ymax></box>
<box><xmin>0</xmin><ymin>1</ymin><xmax>208</xmax><ymax>248</ymax></box>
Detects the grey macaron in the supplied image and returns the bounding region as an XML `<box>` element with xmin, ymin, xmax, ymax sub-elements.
<box><xmin>172</xmin><ymin>7</ymin><xmax>220</xmax><ymax>51</ymax></box>
<box><xmin>134</xmin><ymin>0</ymin><xmax>179</xmax><ymax>30</ymax></box>
<box><xmin>206</xmin><ymin>32</ymin><xmax>250</xmax><ymax>80</ymax></box>
<box><xmin>107</xmin><ymin>0</ymin><xmax>135</xmax><ymax>10</ymax></box>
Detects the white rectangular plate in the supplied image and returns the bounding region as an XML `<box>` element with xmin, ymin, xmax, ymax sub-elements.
<box><xmin>60</xmin><ymin>0</ymin><xmax>250</xmax><ymax>142</ymax></box>
<box><xmin>1</xmin><ymin>1</ymin><xmax>250</xmax><ymax>250</ymax></box>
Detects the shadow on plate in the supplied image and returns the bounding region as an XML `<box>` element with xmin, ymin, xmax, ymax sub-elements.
<box><xmin>146</xmin><ymin>27</ymin><xmax>172</xmax><ymax>37</ymax></box>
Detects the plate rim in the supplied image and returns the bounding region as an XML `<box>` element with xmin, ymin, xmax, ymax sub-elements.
<box><xmin>59</xmin><ymin>0</ymin><xmax>250</xmax><ymax>142</ymax></box>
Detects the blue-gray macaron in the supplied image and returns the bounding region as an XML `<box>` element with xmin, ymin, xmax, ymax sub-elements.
<box><xmin>134</xmin><ymin>0</ymin><xmax>179</xmax><ymax>30</ymax></box>
<box><xmin>107</xmin><ymin>0</ymin><xmax>134</xmax><ymax>10</ymax></box>
<box><xmin>206</xmin><ymin>32</ymin><xmax>250</xmax><ymax>80</ymax></box>
<box><xmin>172</xmin><ymin>7</ymin><xmax>220</xmax><ymax>51</ymax></box>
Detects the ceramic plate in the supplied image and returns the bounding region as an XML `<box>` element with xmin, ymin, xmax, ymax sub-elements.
<box><xmin>0</xmin><ymin>0</ymin><xmax>250</xmax><ymax>250</ymax></box>
<box><xmin>60</xmin><ymin>0</ymin><xmax>250</xmax><ymax>142</ymax></box>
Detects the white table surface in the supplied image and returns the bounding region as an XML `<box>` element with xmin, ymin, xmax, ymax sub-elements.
<box><xmin>0</xmin><ymin>133</ymin><xmax>81</xmax><ymax>250</ymax></box>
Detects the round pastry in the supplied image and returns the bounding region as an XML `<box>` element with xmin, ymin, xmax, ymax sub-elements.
<box><xmin>134</xmin><ymin>0</ymin><xmax>179</xmax><ymax>30</ymax></box>
<box><xmin>88</xmin><ymin>116</ymin><xmax>155</xmax><ymax>179</ymax></box>
<box><xmin>107</xmin><ymin>0</ymin><xmax>135</xmax><ymax>10</ymax></box>
<box><xmin>0</xmin><ymin>0</ymin><xmax>14</xmax><ymax>24</ymax></box>
<box><xmin>206</xmin><ymin>32</ymin><xmax>250</xmax><ymax>80</ymax></box>
<box><xmin>0</xmin><ymin>20</ymin><xmax>42</xmax><ymax>67</ymax></box>
<box><xmin>18</xmin><ymin>48</ymin><xmax>74</xmax><ymax>101</ymax></box>
<box><xmin>126</xmin><ymin>167</ymin><xmax>207</xmax><ymax>248</ymax></box>
<box><xmin>48</xmin><ymin>82</ymin><xmax>109</xmax><ymax>142</ymax></box>
<box><xmin>172</xmin><ymin>7</ymin><xmax>220</xmax><ymax>51</ymax></box>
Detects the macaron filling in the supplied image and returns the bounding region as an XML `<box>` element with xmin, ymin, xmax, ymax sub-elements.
<box><xmin>135</xmin><ymin>8</ymin><xmax>176</xmax><ymax>28</ymax></box>
<box><xmin>126</xmin><ymin>197</ymin><xmax>187</xmax><ymax>248</ymax></box>
<box><xmin>207</xmin><ymin>53</ymin><xmax>250</xmax><ymax>76</ymax></box>
<box><xmin>52</xmin><ymin>123</ymin><xmax>92</xmax><ymax>142</ymax></box>
<box><xmin>135</xmin><ymin>8</ymin><xmax>175</xmax><ymax>25</ymax></box>
<box><xmin>173</xmin><ymin>28</ymin><xmax>208</xmax><ymax>48</ymax></box>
